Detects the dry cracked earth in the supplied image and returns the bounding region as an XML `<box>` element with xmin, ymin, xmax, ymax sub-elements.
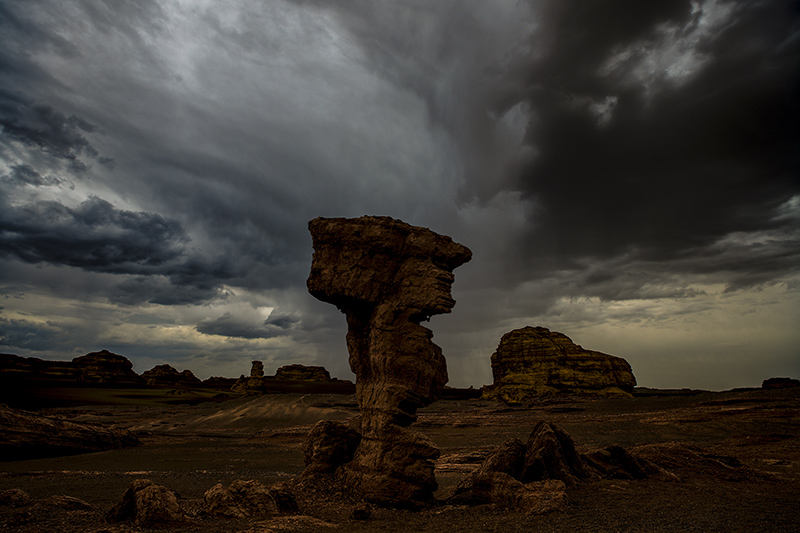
<box><xmin>1</xmin><ymin>386</ymin><xmax>799</xmax><ymax>532</ymax></box>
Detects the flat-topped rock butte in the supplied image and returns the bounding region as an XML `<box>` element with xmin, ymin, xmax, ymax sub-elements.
<box><xmin>482</xmin><ymin>326</ymin><xmax>636</xmax><ymax>402</ymax></box>
<box><xmin>306</xmin><ymin>215</ymin><xmax>471</xmax><ymax>507</ymax></box>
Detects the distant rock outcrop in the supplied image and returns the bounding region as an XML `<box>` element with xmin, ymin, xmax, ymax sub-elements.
<box><xmin>141</xmin><ymin>364</ymin><xmax>201</xmax><ymax>386</ymax></box>
<box><xmin>306</xmin><ymin>216</ymin><xmax>471</xmax><ymax>507</ymax></box>
<box><xmin>0</xmin><ymin>405</ymin><xmax>141</xmax><ymax>460</ymax></box>
<box><xmin>762</xmin><ymin>377</ymin><xmax>800</xmax><ymax>389</ymax></box>
<box><xmin>0</xmin><ymin>350</ymin><xmax>144</xmax><ymax>386</ymax></box>
<box><xmin>482</xmin><ymin>327</ymin><xmax>636</xmax><ymax>402</ymax></box>
<box><xmin>231</xmin><ymin>361</ymin><xmax>338</xmax><ymax>395</ymax></box>
<box><xmin>72</xmin><ymin>350</ymin><xmax>145</xmax><ymax>384</ymax></box>
<box><xmin>275</xmin><ymin>364</ymin><xmax>331</xmax><ymax>382</ymax></box>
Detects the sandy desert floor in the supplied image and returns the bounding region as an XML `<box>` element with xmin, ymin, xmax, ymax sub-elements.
<box><xmin>1</xmin><ymin>386</ymin><xmax>799</xmax><ymax>532</ymax></box>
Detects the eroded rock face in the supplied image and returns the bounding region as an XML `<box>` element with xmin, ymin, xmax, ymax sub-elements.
<box><xmin>482</xmin><ymin>327</ymin><xmax>636</xmax><ymax>402</ymax></box>
<box><xmin>306</xmin><ymin>216</ymin><xmax>471</xmax><ymax>507</ymax></box>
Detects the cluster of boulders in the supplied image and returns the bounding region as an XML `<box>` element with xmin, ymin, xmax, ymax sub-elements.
<box><xmin>300</xmin><ymin>417</ymin><xmax>687</xmax><ymax>515</ymax></box>
<box><xmin>482</xmin><ymin>326</ymin><xmax>637</xmax><ymax>402</ymax></box>
<box><xmin>1</xmin><ymin>479</ymin><xmax>300</xmax><ymax>530</ymax></box>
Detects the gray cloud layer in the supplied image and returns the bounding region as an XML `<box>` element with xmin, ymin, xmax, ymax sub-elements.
<box><xmin>0</xmin><ymin>0</ymin><xmax>797</xmax><ymax>389</ymax></box>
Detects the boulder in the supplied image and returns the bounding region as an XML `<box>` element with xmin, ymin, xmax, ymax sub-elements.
<box><xmin>0</xmin><ymin>489</ymin><xmax>31</xmax><ymax>508</ymax></box>
<box><xmin>303</xmin><ymin>420</ymin><xmax>362</xmax><ymax>474</ymax></box>
<box><xmin>106</xmin><ymin>479</ymin><xmax>186</xmax><ymax>527</ymax></box>
<box><xmin>203</xmin><ymin>480</ymin><xmax>298</xmax><ymax>518</ymax></box>
<box><xmin>521</xmin><ymin>420</ymin><xmax>595</xmax><ymax>484</ymax></box>
<box><xmin>141</xmin><ymin>364</ymin><xmax>201</xmax><ymax>386</ymax></box>
<box><xmin>275</xmin><ymin>364</ymin><xmax>331</xmax><ymax>382</ymax></box>
<box><xmin>306</xmin><ymin>216</ymin><xmax>471</xmax><ymax>507</ymax></box>
<box><xmin>482</xmin><ymin>326</ymin><xmax>636</xmax><ymax>402</ymax></box>
<box><xmin>0</xmin><ymin>404</ymin><xmax>141</xmax><ymax>460</ymax></box>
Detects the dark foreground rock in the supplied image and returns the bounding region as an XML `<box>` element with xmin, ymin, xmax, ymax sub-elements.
<box><xmin>106</xmin><ymin>479</ymin><xmax>186</xmax><ymax>527</ymax></box>
<box><xmin>449</xmin><ymin>421</ymin><xmax>677</xmax><ymax>513</ymax></box>
<box><xmin>203</xmin><ymin>480</ymin><xmax>299</xmax><ymax>519</ymax></box>
<box><xmin>306</xmin><ymin>215</ymin><xmax>471</xmax><ymax>507</ymax></box>
<box><xmin>0</xmin><ymin>404</ymin><xmax>141</xmax><ymax>460</ymax></box>
<box><xmin>482</xmin><ymin>326</ymin><xmax>636</xmax><ymax>402</ymax></box>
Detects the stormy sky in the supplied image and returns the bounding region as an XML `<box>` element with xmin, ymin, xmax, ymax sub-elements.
<box><xmin>1</xmin><ymin>0</ymin><xmax>798</xmax><ymax>390</ymax></box>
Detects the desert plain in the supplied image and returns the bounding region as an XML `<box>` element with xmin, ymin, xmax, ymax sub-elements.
<box><xmin>1</xmin><ymin>382</ymin><xmax>799</xmax><ymax>533</ymax></box>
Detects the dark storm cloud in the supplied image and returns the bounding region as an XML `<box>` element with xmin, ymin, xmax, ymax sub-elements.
<box><xmin>0</xmin><ymin>195</ymin><xmax>186</xmax><ymax>272</ymax></box>
<box><xmin>0</xmin><ymin>94</ymin><xmax>104</xmax><ymax>171</ymax></box>
<box><xmin>0</xmin><ymin>317</ymin><xmax>62</xmax><ymax>351</ymax></box>
<box><xmin>290</xmin><ymin>0</ymin><xmax>799</xmax><ymax>297</ymax></box>
<box><xmin>196</xmin><ymin>311</ymin><xmax>298</xmax><ymax>340</ymax></box>
<box><xmin>0</xmin><ymin>194</ymin><xmax>247</xmax><ymax>304</ymax></box>
<box><xmin>503</xmin><ymin>0</ymin><xmax>800</xmax><ymax>285</ymax></box>
<box><xmin>1</xmin><ymin>164</ymin><xmax>60</xmax><ymax>187</ymax></box>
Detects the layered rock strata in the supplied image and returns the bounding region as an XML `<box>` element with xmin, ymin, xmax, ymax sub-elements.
<box><xmin>306</xmin><ymin>216</ymin><xmax>471</xmax><ymax>507</ymax></box>
<box><xmin>482</xmin><ymin>326</ymin><xmax>636</xmax><ymax>402</ymax></box>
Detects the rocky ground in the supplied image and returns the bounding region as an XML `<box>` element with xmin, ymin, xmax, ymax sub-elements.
<box><xmin>1</xmin><ymin>386</ymin><xmax>799</xmax><ymax>532</ymax></box>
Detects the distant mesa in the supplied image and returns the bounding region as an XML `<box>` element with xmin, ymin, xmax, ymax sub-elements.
<box><xmin>762</xmin><ymin>377</ymin><xmax>799</xmax><ymax>389</ymax></box>
<box><xmin>0</xmin><ymin>350</ymin><xmax>144</xmax><ymax>386</ymax></box>
<box><xmin>275</xmin><ymin>364</ymin><xmax>331</xmax><ymax>382</ymax></box>
<box><xmin>141</xmin><ymin>364</ymin><xmax>201</xmax><ymax>386</ymax></box>
<box><xmin>482</xmin><ymin>326</ymin><xmax>636</xmax><ymax>402</ymax></box>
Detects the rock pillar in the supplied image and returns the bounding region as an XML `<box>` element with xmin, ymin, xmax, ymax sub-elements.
<box><xmin>306</xmin><ymin>216</ymin><xmax>471</xmax><ymax>507</ymax></box>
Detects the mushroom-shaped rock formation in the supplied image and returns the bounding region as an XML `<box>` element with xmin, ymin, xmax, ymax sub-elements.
<box><xmin>306</xmin><ymin>216</ymin><xmax>471</xmax><ymax>507</ymax></box>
